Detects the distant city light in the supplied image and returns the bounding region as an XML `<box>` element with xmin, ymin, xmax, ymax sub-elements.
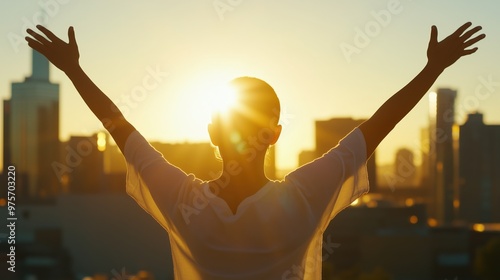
<box><xmin>428</xmin><ymin>218</ymin><xmax>438</xmax><ymax>227</ymax></box>
<box><xmin>97</xmin><ymin>131</ymin><xmax>106</xmax><ymax>152</ymax></box>
<box><xmin>473</xmin><ymin>224</ymin><xmax>485</xmax><ymax>232</ymax></box>
<box><xmin>409</xmin><ymin>215</ymin><xmax>418</xmax><ymax>224</ymax></box>
<box><xmin>405</xmin><ymin>198</ymin><xmax>414</xmax><ymax>207</ymax></box>
<box><xmin>436</xmin><ymin>161</ymin><xmax>443</xmax><ymax>172</ymax></box>
<box><xmin>367</xmin><ymin>200</ymin><xmax>378</xmax><ymax>208</ymax></box>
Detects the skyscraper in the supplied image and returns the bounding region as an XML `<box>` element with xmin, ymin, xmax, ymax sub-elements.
<box><xmin>4</xmin><ymin>49</ymin><xmax>60</xmax><ymax>200</ymax></box>
<box><xmin>429</xmin><ymin>88</ymin><xmax>457</xmax><ymax>224</ymax></box>
<box><xmin>458</xmin><ymin>113</ymin><xmax>500</xmax><ymax>223</ymax></box>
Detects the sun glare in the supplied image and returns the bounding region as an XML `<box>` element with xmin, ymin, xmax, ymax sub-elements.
<box><xmin>209</xmin><ymin>82</ymin><xmax>238</xmax><ymax>116</ymax></box>
<box><xmin>182</xmin><ymin>71</ymin><xmax>242</xmax><ymax>125</ymax></box>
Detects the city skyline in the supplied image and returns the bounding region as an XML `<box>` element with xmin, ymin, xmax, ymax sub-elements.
<box><xmin>1</xmin><ymin>1</ymin><xmax>500</xmax><ymax>171</ymax></box>
<box><xmin>2</xmin><ymin>3</ymin><xmax>499</xmax><ymax>278</ymax></box>
<box><xmin>3</xmin><ymin>48</ymin><xmax>499</xmax><ymax>198</ymax></box>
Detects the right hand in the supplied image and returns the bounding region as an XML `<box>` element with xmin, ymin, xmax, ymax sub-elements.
<box><xmin>25</xmin><ymin>25</ymin><xmax>80</xmax><ymax>73</ymax></box>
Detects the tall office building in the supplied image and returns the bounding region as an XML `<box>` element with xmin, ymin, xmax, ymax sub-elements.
<box><xmin>458</xmin><ymin>113</ymin><xmax>500</xmax><ymax>223</ymax></box>
<box><xmin>429</xmin><ymin>88</ymin><xmax>457</xmax><ymax>224</ymax></box>
<box><xmin>315</xmin><ymin>118</ymin><xmax>377</xmax><ymax>190</ymax></box>
<box><xmin>4</xmin><ymin>49</ymin><xmax>60</xmax><ymax>200</ymax></box>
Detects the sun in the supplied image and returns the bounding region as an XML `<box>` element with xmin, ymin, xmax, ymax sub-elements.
<box><xmin>208</xmin><ymin>82</ymin><xmax>238</xmax><ymax>116</ymax></box>
<box><xmin>183</xmin><ymin>71</ymin><xmax>242</xmax><ymax>124</ymax></box>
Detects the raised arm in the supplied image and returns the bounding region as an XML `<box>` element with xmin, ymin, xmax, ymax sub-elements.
<box><xmin>358</xmin><ymin>22</ymin><xmax>485</xmax><ymax>157</ymax></box>
<box><xmin>25</xmin><ymin>25</ymin><xmax>134</xmax><ymax>152</ymax></box>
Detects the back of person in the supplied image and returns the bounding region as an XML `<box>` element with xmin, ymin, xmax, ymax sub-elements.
<box><xmin>125</xmin><ymin>123</ymin><xmax>369</xmax><ymax>279</ymax></box>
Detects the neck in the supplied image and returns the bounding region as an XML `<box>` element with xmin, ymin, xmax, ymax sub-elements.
<box><xmin>209</xmin><ymin>152</ymin><xmax>271</xmax><ymax>214</ymax></box>
<box><xmin>215</xmin><ymin>152</ymin><xmax>269</xmax><ymax>195</ymax></box>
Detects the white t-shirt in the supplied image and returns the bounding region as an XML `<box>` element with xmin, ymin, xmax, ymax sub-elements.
<box><xmin>124</xmin><ymin>128</ymin><xmax>369</xmax><ymax>280</ymax></box>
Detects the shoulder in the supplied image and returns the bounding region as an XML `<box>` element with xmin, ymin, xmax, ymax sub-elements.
<box><xmin>338</xmin><ymin>128</ymin><xmax>366</xmax><ymax>152</ymax></box>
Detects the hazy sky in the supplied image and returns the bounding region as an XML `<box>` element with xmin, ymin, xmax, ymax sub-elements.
<box><xmin>1</xmin><ymin>0</ymin><xmax>499</xmax><ymax>171</ymax></box>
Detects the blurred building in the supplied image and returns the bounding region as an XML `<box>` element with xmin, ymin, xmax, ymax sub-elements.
<box><xmin>103</xmin><ymin>139</ymin><xmax>126</xmax><ymax>174</ymax></box>
<box><xmin>3</xmin><ymin>100</ymin><xmax>11</xmax><ymax>170</ymax></box>
<box><xmin>458</xmin><ymin>113</ymin><xmax>500</xmax><ymax>223</ymax></box>
<box><xmin>428</xmin><ymin>88</ymin><xmax>458</xmax><ymax>225</ymax></box>
<box><xmin>315</xmin><ymin>118</ymin><xmax>377</xmax><ymax>190</ymax></box>
<box><xmin>152</xmin><ymin>140</ymin><xmax>278</xmax><ymax>180</ymax></box>
<box><xmin>58</xmin><ymin>133</ymin><xmax>105</xmax><ymax>194</ymax></box>
<box><xmin>0</xmin><ymin>194</ymin><xmax>172</xmax><ymax>279</ymax></box>
<box><xmin>379</xmin><ymin>148</ymin><xmax>418</xmax><ymax>189</ymax></box>
<box><xmin>326</xmin><ymin>204</ymin><xmax>431</xmax><ymax>280</ymax></box>
<box><xmin>101</xmin><ymin>137</ymin><xmax>127</xmax><ymax>193</ymax></box>
<box><xmin>419</xmin><ymin>127</ymin><xmax>431</xmax><ymax>187</ymax></box>
<box><xmin>327</xmin><ymin>202</ymin><xmax>500</xmax><ymax>280</ymax></box>
<box><xmin>151</xmin><ymin>141</ymin><xmax>222</xmax><ymax>181</ymax></box>
<box><xmin>60</xmin><ymin>131</ymin><xmax>230</xmax><ymax>193</ymax></box>
<box><xmin>393</xmin><ymin>148</ymin><xmax>416</xmax><ymax>187</ymax></box>
<box><xmin>0</xmin><ymin>227</ymin><xmax>74</xmax><ymax>279</ymax></box>
<box><xmin>3</xmin><ymin>49</ymin><xmax>60</xmax><ymax>200</ymax></box>
<box><xmin>431</xmin><ymin>224</ymin><xmax>500</xmax><ymax>279</ymax></box>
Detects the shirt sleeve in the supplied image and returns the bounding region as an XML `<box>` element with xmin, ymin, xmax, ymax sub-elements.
<box><xmin>284</xmin><ymin>128</ymin><xmax>370</xmax><ymax>231</ymax></box>
<box><xmin>124</xmin><ymin>130</ymin><xmax>190</xmax><ymax>232</ymax></box>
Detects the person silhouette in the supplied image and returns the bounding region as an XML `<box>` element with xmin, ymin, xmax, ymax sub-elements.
<box><xmin>26</xmin><ymin>22</ymin><xmax>484</xmax><ymax>280</ymax></box>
